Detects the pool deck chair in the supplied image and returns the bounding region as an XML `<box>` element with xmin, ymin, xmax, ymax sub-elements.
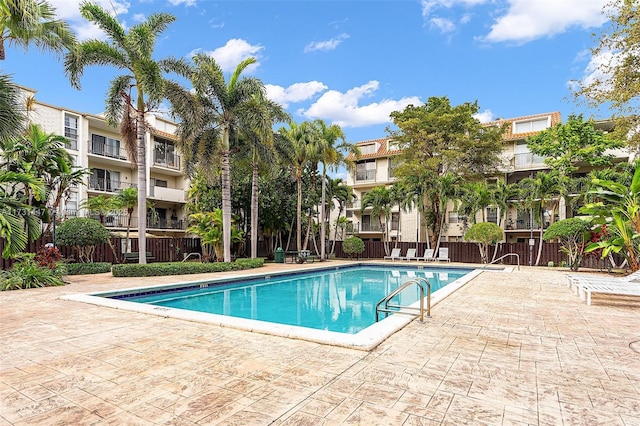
<box><xmin>567</xmin><ymin>270</ymin><xmax>640</xmax><ymax>294</ymax></box>
<box><xmin>437</xmin><ymin>247</ymin><xmax>451</xmax><ymax>262</ymax></box>
<box><xmin>404</xmin><ymin>248</ymin><xmax>418</xmax><ymax>261</ymax></box>
<box><xmin>384</xmin><ymin>248</ymin><xmax>403</xmax><ymax>261</ymax></box>
<box><xmin>418</xmin><ymin>249</ymin><xmax>436</xmax><ymax>262</ymax></box>
<box><xmin>577</xmin><ymin>281</ymin><xmax>640</xmax><ymax>305</ymax></box>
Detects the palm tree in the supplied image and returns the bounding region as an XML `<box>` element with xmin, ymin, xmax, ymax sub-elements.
<box><xmin>113</xmin><ymin>187</ymin><xmax>138</xmax><ymax>253</ymax></box>
<box><xmin>278</xmin><ymin>121</ymin><xmax>318</xmax><ymax>253</ymax></box>
<box><xmin>173</xmin><ymin>55</ymin><xmax>266</xmax><ymax>262</ymax></box>
<box><xmin>459</xmin><ymin>181</ymin><xmax>492</xmax><ymax>224</ymax></box>
<box><xmin>361</xmin><ymin>186</ymin><xmax>393</xmax><ymax>256</ymax></box>
<box><xmin>490</xmin><ymin>180</ymin><xmax>520</xmax><ymax>227</ymax></box>
<box><xmin>314</xmin><ymin>119</ymin><xmax>359</xmax><ymax>261</ymax></box>
<box><xmin>0</xmin><ymin>0</ymin><xmax>75</xmax><ymax>60</ymax></box>
<box><xmin>0</xmin><ymin>73</ymin><xmax>25</xmax><ymax>140</ymax></box>
<box><xmin>80</xmin><ymin>195</ymin><xmax>118</xmax><ymax>224</ymax></box>
<box><xmin>329</xmin><ymin>179</ymin><xmax>354</xmax><ymax>254</ymax></box>
<box><xmin>65</xmin><ymin>2</ymin><xmax>183</xmax><ymax>264</ymax></box>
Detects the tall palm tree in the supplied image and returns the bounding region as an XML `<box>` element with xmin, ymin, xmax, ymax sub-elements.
<box><xmin>314</xmin><ymin>119</ymin><xmax>359</xmax><ymax>261</ymax></box>
<box><xmin>65</xmin><ymin>2</ymin><xmax>184</xmax><ymax>264</ymax></box>
<box><xmin>490</xmin><ymin>180</ymin><xmax>520</xmax><ymax>227</ymax></box>
<box><xmin>361</xmin><ymin>185</ymin><xmax>393</xmax><ymax>255</ymax></box>
<box><xmin>329</xmin><ymin>179</ymin><xmax>354</xmax><ymax>254</ymax></box>
<box><xmin>0</xmin><ymin>73</ymin><xmax>25</xmax><ymax>140</ymax></box>
<box><xmin>173</xmin><ymin>55</ymin><xmax>266</xmax><ymax>262</ymax></box>
<box><xmin>0</xmin><ymin>0</ymin><xmax>75</xmax><ymax>60</ymax></box>
<box><xmin>113</xmin><ymin>187</ymin><xmax>138</xmax><ymax>253</ymax></box>
<box><xmin>278</xmin><ymin>121</ymin><xmax>318</xmax><ymax>252</ymax></box>
<box><xmin>459</xmin><ymin>181</ymin><xmax>492</xmax><ymax>224</ymax></box>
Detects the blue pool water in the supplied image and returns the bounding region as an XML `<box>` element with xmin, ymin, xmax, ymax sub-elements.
<box><xmin>111</xmin><ymin>266</ymin><xmax>471</xmax><ymax>334</ymax></box>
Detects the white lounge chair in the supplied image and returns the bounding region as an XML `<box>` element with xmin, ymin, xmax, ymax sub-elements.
<box><xmin>418</xmin><ymin>249</ymin><xmax>436</xmax><ymax>262</ymax></box>
<box><xmin>384</xmin><ymin>248</ymin><xmax>403</xmax><ymax>261</ymax></box>
<box><xmin>404</xmin><ymin>248</ymin><xmax>418</xmax><ymax>261</ymax></box>
<box><xmin>577</xmin><ymin>281</ymin><xmax>640</xmax><ymax>305</ymax></box>
<box><xmin>567</xmin><ymin>270</ymin><xmax>640</xmax><ymax>293</ymax></box>
<box><xmin>437</xmin><ymin>247</ymin><xmax>451</xmax><ymax>262</ymax></box>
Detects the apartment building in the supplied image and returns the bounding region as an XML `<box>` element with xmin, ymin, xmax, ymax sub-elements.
<box><xmin>19</xmin><ymin>85</ymin><xmax>189</xmax><ymax>236</ymax></box>
<box><xmin>343</xmin><ymin>112</ymin><xmax>630</xmax><ymax>244</ymax></box>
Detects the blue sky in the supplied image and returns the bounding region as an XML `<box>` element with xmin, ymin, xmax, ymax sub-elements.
<box><xmin>4</xmin><ymin>0</ymin><xmax>611</xmax><ymax>147</ymax></box>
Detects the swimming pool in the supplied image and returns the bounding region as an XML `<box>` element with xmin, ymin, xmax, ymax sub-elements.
<box><xmin>64</xmin><ymin>263</ymin><xmax>494</xmax><ymax>350</ymax></box>
<box><xmin>110</xmin><ymin>266</ymin><xmax>470</xmax><ymax>334</ymax></box>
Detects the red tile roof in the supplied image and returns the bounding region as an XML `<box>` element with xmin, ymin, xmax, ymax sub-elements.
<box><xmin>346</xmin><ymin>137</ymin><xmax>402</xmax><ymax>160</ymax></box>
<box><xmin>487</xmin><ymin>112</ymin><xmax>562</xmax><ymax>141</ymax></box>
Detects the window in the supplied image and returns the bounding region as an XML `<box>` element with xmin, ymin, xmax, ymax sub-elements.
<box><xmin>514</xmin><ymin>141</ymin><xmax>546</xmax><ymax>168</ymax></box>
<box><xmin>487</xmin><ymin>207</ymin><xmax>498</xmax><ymax>224</ymax></box>
<box><xmin>154</xmin><ymin>179</ymin><xmax>168</xmax><ymax>188</ymax></box>
<box><xmin>91</xmin><ymin>168</ymin><xmax>120</xmax><ymax>192</ymax></box>
<box><xmin>65</xmin><ymin>191</ymin><xmax>77</xmax><ymax>216</ymax></box>
<box><xmin>356</xmin><ymin>160</ymin><xmax>376</xmax><ymax>181</ymax></box>
<box><xmin>346</xmin><ymin>210</ymin><xmax>353</xmax><ymax>218</ymax></box>
<box><xmin>391</xmin><ymin>212</ymin><xmax>399</xmax><ymax>231</ymax></box>
<box><xmin>448</xmin><ymin>211</ymin><xmax>467</xmax><ymax>224</ymax></box>
<box><xmin>64</xmin><ymin>113</ymin><xmax>79</xmax><ymax>150</ymax></box>
<box><xmin>91</xmin><ymin>134</ymin><xmax>122</xmax><ymax>158</ymax></box>
<box><xmin>359</xmin><ymin>143</ymin><xmax>378</xmax><ymax>155</ymax></box>
<box><xmin>154</xmin><ymin>138</ymin><xmax>177</xmax><ymax>166</ymax></box>
<box><xmin>388</xmin><ymin>158</ymin><xmax>400</xmax><ymax>179</ymax></box>
<box><xmin>513</xmin><ymin>117</ymin><xmax>549</xmax><ymax>134</ymax></box>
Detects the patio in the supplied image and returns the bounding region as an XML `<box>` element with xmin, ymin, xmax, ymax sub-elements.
<box><xmin>1</xmin><ymin>262</ymin><xmax>639</xmax><ymax>424</ymax></box>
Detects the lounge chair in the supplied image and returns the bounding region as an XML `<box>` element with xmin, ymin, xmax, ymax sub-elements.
<box><xmin>567</xmin><ymin>270</ymin><xmax>640</xmax><ymax>294</ymax></box>
<box><xmin>577</xmin><ymin>281</ymin><xmax>640</xmax><ymax>305</ymax></box>
<box><xmin>384</xmin><ymin>248</ymin><xmax>403</xmax><ymax>261</ymax></box>
<box><xmin>404</xmin><ymin>248</ymin><xmax>418</xmax><ymax>261</ymax></box>
<box><xmin>437</xmin><ymin>247</ymin><xmax>451</xmax><ymax>262</ymax></box>
<box><xmin>418</xmin><ymin>249</ymin><xmax>436</xmax><ymax>262</ymax></box>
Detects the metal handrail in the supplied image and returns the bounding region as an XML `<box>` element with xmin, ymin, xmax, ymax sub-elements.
<box><xmin>376</xmin><ymin>277</ymin><xmax>431</xmax><ymax>322</ymax></box>
<box><xmin>182</xmin><ymin>252</ymin><xmax>202</xmax><ymax>262</ymax></box>
<box><xmin>484</xmin><ymin>253</ymin><xmax>520</xmax><ymax>270</ymax></box>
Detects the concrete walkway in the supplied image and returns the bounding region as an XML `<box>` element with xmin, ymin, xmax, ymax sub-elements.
<box><xmin>1</xmin><ymin>262</ymin><xmax>639</xmax><ymax>425</ymax></box>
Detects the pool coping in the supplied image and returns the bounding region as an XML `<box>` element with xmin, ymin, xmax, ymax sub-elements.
<box><xmin>61</xmin><ymin>262</ymin><xmax>511</xmax><ymax>351</ymax></box>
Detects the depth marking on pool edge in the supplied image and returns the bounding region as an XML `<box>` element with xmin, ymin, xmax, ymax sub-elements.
<box><xmin>199</xmin><ymin>283</ymin><xmax>209</xmax><ymax>289</ymax></box>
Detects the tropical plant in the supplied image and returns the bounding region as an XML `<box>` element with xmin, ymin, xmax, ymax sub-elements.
<box><xmin>464</xmin><ymin>222</ymin><xmax>503</xmax><ymax>264</ymax></box>
<box><xmin>543</xmin><ymin>218</ymin><xmax>591</xmax><ymax>271</ymax></box>
<box><xmin>65</xmin><ymin>2</ymin><xmax>185</xmax><ymax>264</ymax></box>
<box><xmin>80</xmin><ymin>195</ymin><xmax>118</xmax><ymax>224</ymax></box>
<box><xmin>459</xmin><ymin>181</ymin><xmax>492</xmax><ymax>224</ymax></box>
<box><xmin>329</xmin><ymin>179</ymin><xmax>355</xmax><ymax>254</ymax></box>
<box><xmin>342</xmin><ymin>236</ymin><xmax>364</xmax><ymax>259</ymax></box>
<box><xmin>0</xmin><ymin>73</ymin><xmax>25</xmax><ymax>140</ymax></box>
<box><xmin>361</xmin><ymin>186</ymin><xmax>393</xmax><ymax>255</ymax></box>
<box><xmin>1</xmin><ymin>253</ymin><xmax>65</xmax><ymax>290</ymax></box>
<box><xmin>0</xmin><ymin>0</ymin><xmax>75</xmax><ymax>60</ymax></box>
<box><xmin>187</xmin><ymin>209</ymin><xmax>243</xmax><ymax>261</ymax></box>
<box><xmin>489</xmin><ymin>180</ymin><xmax>521</xmax><ymax>227</ymax></box>
<box><xmin>113</xmin><ymin>187</ymin><xmax>138</xmax><ymax>251</ymax></box>
<box><xmin>56</xmin><ymin>217</ymin><xmax>110</xmax><ymax>263</ymax></box>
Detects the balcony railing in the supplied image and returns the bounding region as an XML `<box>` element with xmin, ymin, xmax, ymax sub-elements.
<box><xmin>89</xmin><ymin>141</ymin><xmax>128</xmax><ymax>160</ymax></box>
<box><xmin>355</xmin><ymin>170</ymin><xmax>376</xmax><ymax>182</ymax></box>
<box><xmin>89</xmin><ymin>214</ymin><xmax>186</xmax><ymax>230</ymax></box>
<box><xmin>153</xmin><ymin>152</ymin><xmax>181</xmax><ymax>170</ymax></box>
<box><xmin>88</xmin><ymin>177</ymin><xmax>137</xmax><ymax>193</ymax></box>
<box><xmin>148</xmin><ymin>186</ymin><xmax>186</xmax><ymax>203</ymax></box>
<box><xmin>514</xmin><ymin>152</ymin><xmax>546</xmax><ymax>169</ymax></box>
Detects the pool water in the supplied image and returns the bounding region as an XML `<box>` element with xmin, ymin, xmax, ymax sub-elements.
<box><xmin>115</xmin><ymin>266</ymin><xmax>471</xmax><ymax>334</ymax></box>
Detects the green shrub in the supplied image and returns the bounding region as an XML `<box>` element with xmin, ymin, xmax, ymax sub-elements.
<box><xmin>543</xmin><ymin>218</ymin><xmax>591</xmax><ymax>271</ymax></box>
<box><xmin>57</xmin><ymin>217</ymin><xmax>110</xmax><ymax>263</ymax></box>
<box><xmin>111</xmin><ymin>258</ymin><xmax>264</xmax><ymax>277</ymax></box>
<box><xmin>1</xmin><ymin>254</ymin><xmax>65</xmax><ymax>290</ymax></box>
<box><xmin>63</xmin><ymin>262</ymin><xmax>112</xmax><ymax>275</ymax></box>
<box><xmin>464</xmin><ymin>222</ymin><xmax>504</xmax><ymax>264</ymax></box>
<box><xmin>342</xmin><ymin>236</ymin><xmax>365</xmax><ymax>258</ymax></box>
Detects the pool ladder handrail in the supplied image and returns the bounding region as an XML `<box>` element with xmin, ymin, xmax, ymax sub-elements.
<box><xmin>375</xmin><ymin>277</ymin><xmax>431</xmax><ymax>323</ymax></box>
<box><xmin>483</xmin><ymin>253</ymin><xmax>520</xmax><ymax>270</ymax></box>
<box><xmin>182</xmin><ymin>252</ymin><xmax>202</xmax><ymax>262</ymax></box>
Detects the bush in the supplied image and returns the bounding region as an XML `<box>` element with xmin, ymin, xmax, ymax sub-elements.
<box><xmin>1</xmin><ymin>254</ymin><xmax>65</xmax><ymax>290</ymax></box>
<box><xmin>543</xmin><ymin>218</ymin><xmax>591</xmax><ymax>271</ymax></box>
<box><xmin>342</xmin><ymin>236</ymin><xmax>365</xmax><ymax>258</ymax></box>
<box><xmin>57</xmin><ymin>217</ymin><xmax>110</xmax><ymax>263</ymax></box>
<box><xmin>63</xmin><ymin>262</ymin><xmax>112</xmax><ymax>275</ymax></box>
<box><xmin>464</xmin><ymin>222</ymin><xmax>504</xmax><ymax>264</ymax></box>
<box><xmin>35</xmin><ymin>245</ymin><xmax>62</xmax><ymax>269</ymax></box>
<box><xmin>111</xmin><ymin>258</ymin><xmax>264</xmax><ymax>277</ymax></box>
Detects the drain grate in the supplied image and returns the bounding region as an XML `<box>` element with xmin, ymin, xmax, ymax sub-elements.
<box><xmin>630</xmin><ymin>341</ymin><xmax>640</xmax><ymax>353</ymax></box>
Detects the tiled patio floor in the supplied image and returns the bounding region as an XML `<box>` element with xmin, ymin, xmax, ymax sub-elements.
<box><xmin>1</xmin><ymin>261</ymin><xmax>640</xmax><ymax>425</ymax></box>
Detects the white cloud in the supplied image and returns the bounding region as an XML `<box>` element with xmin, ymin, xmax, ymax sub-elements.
<box><xmin>570</xmin><ymin>49</ymin><xmax>619</xmax><ymax>93</ymax></box>
<box><xmin>265</xmin><ymin>82</ymin><xmax>328</xmax><ymax>108</ymax></box>
<box><xmin>304</xmin><ymin>34</ymin><xmax>350</xmax><ymax>53</ymax></box>
<box><xmin>421</xmin><ymin>0</ymin><xmax>488</xmax><ymax>18</ymax></box>
<box><xmin>430</xmin><ymin>17</ymin><xmax>456</xmax><ymax>34</ymax></box>
<box><xmin>484</xmin><ymin>0</ymin><xmax>608</xmax><ymax>43</ymax></box>
<box><xmin>168</xmin><ymin>0</ymin><xmax>196</xmax><ymax>6</ymax></box>
<box><xmin>299</xmin><ymin>81</ymin><xmax>421</xmax><ymax>128</ymax></box>
<box><xmin>473</xmin><ymin>109</ymin><xmax>494</xmax><ymax>123</ymax></box>
<box><xmin>132</xmin><ymin>13</ymin><xmax>146</xmax><ymax>23</ymax></box>
<box><xmin>196</xmin><ymin>39</ymin><xmax>264</xmax><ymax>74</ymax></box>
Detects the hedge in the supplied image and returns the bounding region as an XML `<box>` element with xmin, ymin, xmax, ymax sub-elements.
<box><xmin>63</xmin><ymin>262</ymin><xmax>112</xmax><ymax>275</ymax></box>
<box><xmin>111</xmin><ymin>258</ymin><xmax>264</xmax><ymax>277</ymax></box>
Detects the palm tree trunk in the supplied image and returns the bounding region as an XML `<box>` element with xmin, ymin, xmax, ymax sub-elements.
<box><xmin>320</xmin><ymin>168</ymin><xmax>327</xmax><ymax>261</ymax></box>
<box><xmin>136</xmin><ymin>106</ymin><xmax>147</xmax><ymax>264</ymax></box>
<box><xmin>221</xmin><ymin>125</ymin><xmax>232</xmax><ymax>263</ymax></box>
<box><xmin>296</xmin><ymin>176</ymin><xmax>302</xmax><ymax>252</ymax></box>
<box><xmin>331</xmin><ymin>204</ymin><xmax>344</xmax><ymax>255</ymax></box>
<box><xmin>250</xmin><ymin>160</ymin><xmax>258</xmax><ymax>258</ymax></box>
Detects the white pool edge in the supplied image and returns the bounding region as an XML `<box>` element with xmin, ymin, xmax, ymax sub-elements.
<box><xmin>61</xmin><ymin>264</ymin><xmax>502</xmax><ymax>351</ymax></box>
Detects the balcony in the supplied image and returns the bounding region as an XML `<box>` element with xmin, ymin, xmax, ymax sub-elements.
<box><xmin>88</xmin><ymin>177</ymin><xmax>137</xmax><ymax>193</ymax></box>
<box><xmin>347</xmin><ymin>222</ymin><xmax>384</xmax><ymax>233</ymax></box>
<box><xmin>89</xmin><ymin>141</ymin><xmax>128</xmax><ymax>161</ymax></box>
<box><xmin>89</xmin><ymin>214</ymin><xmax>186</xmax><ymax>230</ymax></box>
<box><xmin>148</xmin><ymin>186</ymin><xmax>187</xmax><ymax>203</ymax></box>
<box><xmin>514</xmin><ymin>153</ymin><xmax>546</xmax><ymax>170</ymax></box>
<box><xmin>153</xmin><ymin>151</ymin><xmax>181</xmax><ymax>170</ymax></box>
<box><xmin>355</xmin><ymin>170</ymin><xmax>376</xmax><ymax>182</ymax></box>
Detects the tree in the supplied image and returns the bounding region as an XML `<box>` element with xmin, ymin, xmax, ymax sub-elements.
<box><xmin>172</xmin><ymin>55</ymin><xmax>266</xmax><ymax>263</ymax></box>
<box><xmin>113</xmin><ymin>187</ymin><xmax>137</xmax><ymax>252</ymax></box>
<box><xmin>361</xmin><ymin>186</ymin><xmax>393</xmax><ymax>255</ymax></box>
<box><xmin>342</xmin><ymin>236</ymin><xmax>364</xmax><ymax>259</ymax></box>
<box><xmin>490</xmin><ymin>180</ymin><xmax>520</xmax><ymax>228</ymax></box>
<box><xmin>329</xmin><ymin>179</ymin><xmax>354</xmax><ymax>254</ymax></box>
<box><xmin>573</xmin><ymin>0</ymin><xmax>640</xmax><ymax>150</ymax></box>
<box><xmin>0</xmin><ymin>73</ymin><xmax>25</xmax><ymax>140</ymax></box>
<box><xmin>459</xmin><ymin>181</ymin><xmax>491</xmax><ymax>224</ymax></box>
<box><xmin>314</xmin><ymin>119</ymin><xmax>359</xmax><ymax>261</ymax></box>
<box><xmin>0</xmin><ymin>0</ymin><xmax>75</xmax><ymax>60</ymax></box>
<box><xmin>65</xmin><ymin>2</ymin><xmax>184</xmax><ymax>264</ymax></box>
<box><xmin>187</xmin><ymin>209</ymin><xmax>243</xmax><ymax>262</ymax></box>
<box><xmin>389</xmin><ymin>97</ymin><xmax>505</xmax><ymax>248</ymax></box>
<box><xmin>56</xmin><ymin>217</ymin><xmax>109</xmax><ymax>263</ymax></box>
<box><xmin>464</xmin><ymin>222</ymin><xmax>503</xmax><ymax>264</ymax></box>
<box><xmin>543</xmin><ymin>218</ymin><xmax>591</xmax><ymax>271</ymax></box>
